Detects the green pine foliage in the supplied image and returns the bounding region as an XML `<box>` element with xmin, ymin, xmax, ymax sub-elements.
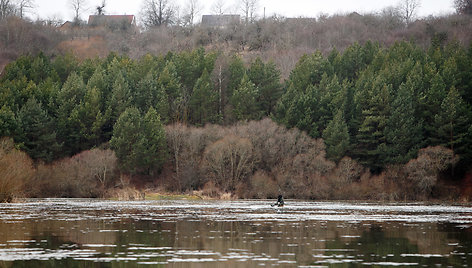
<box><xmin>189</xmin><ymin>69</ymin><xmax>219</xmax><ymax>125</ymax></box>
<box><xmin>0</xmin><ymin>43</ymin><xmax>471</xmax><ymax>174</ymax></box>
<box><xmin>322</xmin><ymin>110</ymin><xmax>350</xmax><ymax>162</ymax></box>
<box><xmin>110</xmin><ymin>107</ymin><xmax>167</xmax><ymax>175</ymax></box>
<box><xmin>230</xmin><ymin>74</ymin><xmax>261</xmax><ymax>121</ymax></box>
<box><xmin>16</xmin><ymin>98</ymin><xmax>60</xmax><ymax>162</ymax></box>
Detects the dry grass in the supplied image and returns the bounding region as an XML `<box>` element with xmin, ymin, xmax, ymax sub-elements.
<box><xmin>108</xmin><ymin>187</ymin><xmax>145</xmax><ymax>201</ymax></box>
<box><xmin>56</xmin><ymin>36</ymin><xmax>108</xmax><ymax>59</ymax></box>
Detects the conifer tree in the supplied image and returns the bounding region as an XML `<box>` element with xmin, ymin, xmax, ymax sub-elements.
<box><xmin>322</xmin><ymin>110</ymin><xmax>350</xmax><ymax>162</ymax></box>
<box><xmin>231</xmin><ymin>74</ymin><xmax>260</xmax><ymax>121</ymax></box>
<box><xmin>433</xmin><ymin>86</ymin><xmax>470</xmax><ymax>157</ymax></box>
<box><xmin>108</xmin><ymin>71</ymin><xmax>132</xmax><ymax>123</ymax></box>
<box><xmin>248</xmin><ymin>58</ymin><xmax>282</xmax><ymax>116</ymax></box>
<box><xmin>355</xmin><ymin>83</ymin><xmax>391</xmax><ymax>172</ymax></box>
<box><xmin>158</xmin><ymin>62</ymin><xmax>183</xmax><ymax>123</ymax></box>
<box><xmin>137</xmin><ymin>107</ymin><xmax>167</xmax><ymax>175</ymax></box>
<box><xmin>227</xmin><ymin>55</ymin><xmax>245</xmax><ymax>98</ymax></box>
<box><xmin>76</xmin><ymin>86</ymin><xmax>106</xmax><ymax>148</ymax></box>
<box><xmin>56</xmin><ymin>72</ymin><xmax>86</xmax><ymax>156</ymax></box>
<box><xmin>86</xmin><ymin>65</ymin><xmax>108</xmax><ymax>110</ymax></box>
<box><xmin>189</xmin><ymin>69</ymin><xmax>219</xmax><ymax>125</ymax></box>
<box><xmin>17</xmin><ymin>98</ymin><xmax>60</xmax><ymax>162</ymax></box>
<box><xmin>385</xmin><ymin>81</ymin><xmax>423</xmax><ymax>164</ymax></box>
<box><xmin>134</xmin><ymin>72</ymin><xmax>160</xmax><ymax>113</ymax></box>
<box><xmin>110</xmin><ymin>107</ymin><xmax>167</xmax><ymax>175</ymax></box>
<box><xmin>0</xmin><ymin>105</ymin><xmax>17</xmax><ymax>138</ymax></box>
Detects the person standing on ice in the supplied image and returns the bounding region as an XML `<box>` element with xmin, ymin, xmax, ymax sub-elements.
<box><xmin>272</xmin><ymin>195</ymin><xmax>284</xmax><ymax>207</ymax></box>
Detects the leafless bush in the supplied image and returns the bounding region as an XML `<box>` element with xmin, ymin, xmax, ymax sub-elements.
<box><xmin>29</xmin><ymin>148</ymin><xmax>118</xmax><ymax>198</ymax></box>
<box><xmin>246</xmin><ymin>170</ymin><xmax>279</xmax><ymax>199</ymax></box>
<box><xmin>0</xmin><ymin>138</ymin><xmax>34</xmax><ymax>202</ymax></box>
<box><xmin>405</xmin><ymin>146</ymin><xmax>459</xmax><ymax>198</ymax></box>
<box><xmin>203</xmin><ymin>135</ymin><xmax>256</xmax><ymax>191</ymax></box>
<box><xmin>165</xmin><ymin>123</ymin><xmax>223</xmax><ymax>191</ymax></box>
<box><xmin>71</xmin><ymin>149</ymin><xmax>118</xmax><ymax>189</ymax></box>
<box><xmin>327</xmin><ymin>157</ymin><xmax>364</xmax><ymax>199</ymax></box>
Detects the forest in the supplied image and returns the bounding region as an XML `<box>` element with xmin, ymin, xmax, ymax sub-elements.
<box><xmin>0</xmin><ymin>39</ymin><xmax>471</xmax><ymax>202</ymax></box>
<box><xmin>1</xmin><ymin>0</ymin><xmax>472</xmax><ymax>202</ymax></box>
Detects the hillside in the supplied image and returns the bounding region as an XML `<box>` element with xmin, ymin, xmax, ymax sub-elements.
<box><xmin>0</xmin><ymin>12</ymin><xmax>471</xmax><ymax>202</ymax></box>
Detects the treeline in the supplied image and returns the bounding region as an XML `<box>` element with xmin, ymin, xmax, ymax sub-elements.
<box><xmin>0</xmin><ymin>121</ymin><xmax>459</xmax><ymax>202</ymax></box>
<box><xmin>0</xmin><ymin>41</ymin><xmax>471</xmax><ymax>200</ymax></box>
<box><xmin>277</xmin><ymin>41</ymin><xmax>472</xmax><ymax>173</ymax></box>
<box><xmin>0</xmin><ymin>47</ymin><xmax>284</xmax><ymax>162</ymax></box>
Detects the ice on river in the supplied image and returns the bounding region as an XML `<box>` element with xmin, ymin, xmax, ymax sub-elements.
<box><xmin>0</xmin><ymin>199</ymin><xmax>471</xmax><ymax>267</ymax></box>
<box><xmin>1</xmin><ymin>199</ymin><xmax>472</xmax><ymax>223</ymax></box>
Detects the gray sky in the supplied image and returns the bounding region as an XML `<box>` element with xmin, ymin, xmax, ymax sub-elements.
<box><xmin>31</xmin><ymin>0</ymin><xmax>455</xmax><ymax>23</ymax></box>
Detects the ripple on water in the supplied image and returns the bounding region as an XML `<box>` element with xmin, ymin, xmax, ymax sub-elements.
<box><xmin>0</xmin><ymin>199</ymin><xmax>471</xmax><ymax>266</ymax></box>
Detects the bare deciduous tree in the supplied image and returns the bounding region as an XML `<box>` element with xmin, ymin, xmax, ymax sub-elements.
<box><xmin>141</xmin><ymin>0</ymin><xmax>178</xmax><ymax>28</ymax></box>
<box><xmin>182</xmin><ymin>0</ymin><xmax>202</xmax><ymax>26</ymax></box>
<box><xmin>166</xmin><ymin>123</ymin><xmax>188</xmax><ymax>190</ymax></box>
<box><xmin>211</xmin><ymin>0</ymin><xmax>228</xmax><ymax>15</ymax></box>
<box><xmin>0</xmin><ymin>0</ymin><xmax>15</xmax><ymax>20</ymax></box>
<box><xmin>240</xmin><ymin>0</ymin><xmax>258</xmax><ymax>24</ymax></box>
<box><xmin>0</xmin><ymin>138</ymin><xmax>34</xmax><ymax>202</ymax></box>
<box><xmin>454</xmin><ymin>0</ymin><xmax>472</xmax><ymax>15</ymax></box>
<box><xmin>397</xmin><ymin>0</ymin><xmax>421</xmax><ymax>26</ymax></box>
<box><xmin>69</xmin><ymin>0</ymin><xmax>88</xmax><ymax>22</ymax></box>
<box><xmin>203</xmin><ymin>135</ymin><xmax>256</xmax><ymax>191</ymax></box>
<box><xmin>16</xmin><ymin>0</ymin><xmax>35</xmax><ymax>18</ymax></box>
<box><xmin>77</xmin><ymin>149</ymin><xmax>117</xmax><ymax>190</ymax></box>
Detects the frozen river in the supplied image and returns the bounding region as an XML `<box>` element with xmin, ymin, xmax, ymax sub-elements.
<box><xmin>0</xmin><ymin>199</ymin><xmax>471</xmax><ymax>267</ymax></box>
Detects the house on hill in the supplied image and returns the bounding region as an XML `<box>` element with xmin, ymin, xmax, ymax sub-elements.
<box><xmin>88</xmin><ymin>15</ymin><xmax>137</xmax><ymax>31</ymax></box>
<box><xmin>201</xmin><ymin>15</ymin><xmax>240</xmax><ymax>28</ymax></box>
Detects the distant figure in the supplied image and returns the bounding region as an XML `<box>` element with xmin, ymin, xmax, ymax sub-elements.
<box><xmin>272</xmin><ymin>195</ymin><xmax>284</xmax><ymax>207</ymax></box>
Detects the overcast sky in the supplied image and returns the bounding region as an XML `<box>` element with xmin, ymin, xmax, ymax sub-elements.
<box><xmin>31</xmin><ymin>0</ymin><xmax>456</xmax><ymax>23</ymax></box>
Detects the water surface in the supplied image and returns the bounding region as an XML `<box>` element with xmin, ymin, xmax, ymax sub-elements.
<box><xmin>0</xmin><ymin>199</ymin><xmax>471</xmax><ymax>267</ymax></box>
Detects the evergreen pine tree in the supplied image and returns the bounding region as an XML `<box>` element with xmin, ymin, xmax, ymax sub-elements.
<box><xmin>110</xmin><ymin>107</ymin><xmax>167</xmax><ymax>175</ymax></box>
<box><xmin>56</xmin><ymin>72</ymin><xmax>86</xmax><ymax>156</ymax></box>
<box><xmin>230</xmin><ymin>74</ymin><xmax>260</xmax><ymax>121</ymax></box>
<box><xmin>322</xmin><ymin>110</ymin><xmax>350</xmax><ymax>162</ymax></box>
<box><xmin>354</xmin><ymin>83</ymin><xmax>391</xmax><ymax>172</ymax></box>
<box><xmin>17</xmin><ymin>98</ymin><xmax>60</xmax><ymax>162</ymax></box>
<box><xmin>433</xmin><ymin>86</ymin><xmax>470</xmax><ymax>157</ymax></box>
<box><xmin>158</xmin><ymin>62</ymin><xmax>183</xmax><ymax>123</ymax></box>
<box><xmin>189</xmin><ymin>69</ymin><xmax>219</xmax><ymax>125</ymax></box>
<box><xmin>0</xmin><ymin>105</ymin><xmax>17</xmax><ymax>138</ymax></box>
<box><xmin>385</xmin><ymin>81</ymin><xmax>423</xmax><ymax>164</ymax></box>
<box><xmin>108</xmin><ymin>71</ymin><xmax>132</xmax><ymax>123</ymax></box>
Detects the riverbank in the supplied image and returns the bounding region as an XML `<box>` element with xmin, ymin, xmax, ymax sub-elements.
<box><xmin>108</xmin><ymin>187</ymin><xmax>235</xmax><ymax>201</ymax></box>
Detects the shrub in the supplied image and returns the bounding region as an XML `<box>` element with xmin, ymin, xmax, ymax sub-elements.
<box><xmin>28</xmin><ymin>148</ymin><xmax>118</xmax><ymax>198</ymax></box>
<box><xmin>406</xmin><ymin>146</ymin><xmax>459</xmax><ymax>198</ymax></box>
<box><xmin>71</xmin><ymin>149</ymin><xmax>118</xmax><ymax>189</ymax></box>
<box><xmin>0</xmin><ymin>138</ymin><xmax>34</xmax><ymax>202</ymax></box>
<box><xmin>203</xmin><ymin>135</ymin><xmax>257</xmax><ymax>192</ymax></box>
<box><xmin>246</xmin><ymin>170</ymin><xmax>279</xmax><ymax>199</ymax></box>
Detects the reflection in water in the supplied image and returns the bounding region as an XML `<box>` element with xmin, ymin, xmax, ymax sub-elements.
<box><xmin>0</xmin><ymin>199</ymin><xmax>471</xmax><ymax>267</ymax></box>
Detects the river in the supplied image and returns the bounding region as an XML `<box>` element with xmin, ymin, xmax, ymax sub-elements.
<box><xmin>0</xmin><ymin>199</ymin><xmax>471</xmax><ymax>267</ymax></box>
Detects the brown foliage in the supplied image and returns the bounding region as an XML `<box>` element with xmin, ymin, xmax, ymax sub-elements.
<box><xmin>405</xmin><ymin>146</ymin><xmax>459</xmax><ymax>198</ymax></box>
<box><xmin>0</xmin><ymin>138</ymin><xmax>34</xmax><ymax>202</ymax></box>
<box><xmin>165</xmin><ymin>123</ymin><xmax>222</xmax><ymax>191</ymax></box>
<box><xmin>203</xmin><ymin>135</ymin><xmax>256</xmax><ymax>192</ymax></box>
<box><xmin>0</xmin><ymin>17</ymin><xmax>62</xmax><ymax>60</ymax></box>
<box><xmin>245</xmin><ymin>170</ymin><xmax>279</xmax><ymax>199</ymax></box>
<box><xmin>160</xmin><ymin>121</ymin><xmax>461</xmax><ymax>201</ymax></box>
<box><xmin>29</xmin><ymin>148</ymin><xmax>118</xmax><ymax>198</ymax></box>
